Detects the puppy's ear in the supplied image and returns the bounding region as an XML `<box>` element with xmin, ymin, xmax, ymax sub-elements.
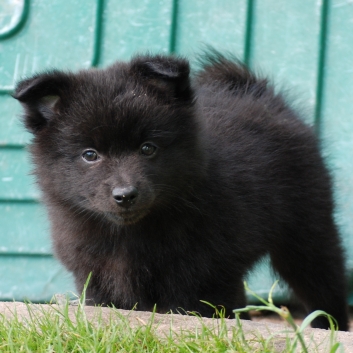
<box><xmin>13</xmin><ymin>71</ymin><xmax>71</xmax><ymax>133</ymax></box>
<box><xmin>130</xmin><ymin>55</ymin><xmax>193</xmax><ymax>102</ymax></box>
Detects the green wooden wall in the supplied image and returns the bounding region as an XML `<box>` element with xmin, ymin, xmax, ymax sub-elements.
<box><xmin>1</xmin><ymin>0</ymin><xmax>352</xmax><ymax>304</ymax></box>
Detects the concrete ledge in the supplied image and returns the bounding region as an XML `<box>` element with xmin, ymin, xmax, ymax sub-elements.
<box><xmin>1</xmin><ymin>302</ymin><xmax>352</xmax><ymax>352</ymax></box>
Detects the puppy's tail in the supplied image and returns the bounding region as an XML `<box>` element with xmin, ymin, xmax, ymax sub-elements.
<box><xmin>195</xmin><ymin>48</ymin><xmax>268</xmax><ymax>97</ymax></box>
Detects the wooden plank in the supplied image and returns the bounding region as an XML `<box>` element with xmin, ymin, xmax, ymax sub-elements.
<box><xmin>174</xmin><ymin>0</ymin><xmax>248</xmax><ymax>61</ymax></box>
<box><xmin>249</xmin><ymin>0</ymin><xmax>323</xmax><ymax>124</ymax></box>
<box><xmin>0</xmin><ymin>202</ymin><xmax>50</xmax><ymax>254</ymax></box>
<box><xmin>0</xmin><ymin>0</ymin><xmax>99</xmax><ymax>92</ymax></box>
<box><xmin>0</xmin><ymin>255</ymin><xmax>75</xmax><ymax>302</ymax></box>
<box><xmin>99</xmin><ymin>0</ymin><xmax>173</xmax><ymax>66</ymax></box>
<box><xmin>0</xmin><ymin>148</ymin><xmax>38</xmax><ymax>200</ymax></box>
<box><xmin>320</xmin><ymin>1</ymin><xmax>353</xmax><ymax>272</ymax></box>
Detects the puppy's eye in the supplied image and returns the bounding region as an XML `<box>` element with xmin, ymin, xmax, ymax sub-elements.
<box><xmin>140</xmin><ymin>143</ymin><xmax>157</xmax><ymax>156</ymax></box>
<box><xmin>82</xmin><ymin>149</ymin><xmax>99</xmax><ymax>162</ymax></box>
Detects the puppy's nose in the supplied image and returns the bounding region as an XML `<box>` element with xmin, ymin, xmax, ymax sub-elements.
<box><xmin>112</xmin><ymin>186</ymin><xmax>139</xmax><ymax>207</ymax></box>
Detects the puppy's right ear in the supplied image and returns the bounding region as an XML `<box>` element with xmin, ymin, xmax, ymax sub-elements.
<box><xmin>130</xmin><ymin>55</ymin><xmax>192</xmax><ymax>102</ymax></box>
<box><xmin>13</xmin><ymin>71</ymin><xmax>71</xmax><ymax>133</ymax></box>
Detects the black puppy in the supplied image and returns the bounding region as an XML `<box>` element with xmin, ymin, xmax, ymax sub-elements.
<box><xmin>14</xmin><ymin>52</ymin><xmax>349</xmax><ymax>330</ymax></box>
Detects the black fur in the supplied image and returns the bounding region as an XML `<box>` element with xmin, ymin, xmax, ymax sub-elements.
<box><xmin>14</xmin><ymin>52</ymin><xmax>349</xmax><ymax>330</ymax></box>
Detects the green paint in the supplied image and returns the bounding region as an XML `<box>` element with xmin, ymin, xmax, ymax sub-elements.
<box><xmin>99</xmin><ymin>0</ymin><xmax>173</xmax><ymax>66</ymax></box>
<box><xmin>169</xmin><ymin>0</ymin><xmax>179</xmax><ymax>54</ymax></box>
<box><xmin>0</xmin><ymin>0</ymin><xmax>100</xmax><ymax>92</ymax></box>
<box><xmin>91</xmin><ymin>0</ymin><xmax>105</xmax><ymax>67</ymax></box>
<box><xmin>173</xmin><ymin>0</ymin><xmax>247</xmax><ymax>60</ymax></box>
<box><xmin>243</xmin><ymin>0</ymin><xmax>254</xmax><ymax>65</ymax></box>
<box><xmin>0</xmin><ymin>95</ymin><xmax>30</xmax><ymax>146</ymax></box>
<box><xmin>0</xmin><ymin>0</ymin><xmax>30</xmax><ymax>41</ymax></box>
<box><xmin>0</xmin><ymin>148</ymin><xmax>39</xmax><ymax>200</ymax></box>
<box><xmin>0</xmin><ymin>202</ymin><xmax>50</xmax><ymax>254</ymax></box>
<box><xmin>320</xmin><ymin>0</ymin><xmax>353</xmax><ymax>273</ymax></box>
<box><xmin>0</xmin><ymin>256</ymin><xmax>75</xmax><ymax>302</ymax></box>
<box><xmin>314</xmin><ymin>0</ymin><xmax>330</xmax><ymax>135</ymax></box>
<box><xmin>249</xmin><ymin>0</ymin><xmax>324</xmax><ymax>125</ymax></box>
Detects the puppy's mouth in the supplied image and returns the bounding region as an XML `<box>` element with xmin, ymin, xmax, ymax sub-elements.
<box><xmin>105</xmin><ymin>209</ymin><xmax>149</xmax><ymax>226</ymax></box>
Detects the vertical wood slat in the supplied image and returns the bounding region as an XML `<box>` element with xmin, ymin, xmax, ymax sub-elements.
<box><xmin>173</xmin><ymin>0</ymin><xmax>248</xmax><ymax>62</ymax></box>
<box><xmin>320</xmin><ymin>1</ymin><xmax>353</xmax><ymax>274</ymax></box>
<box><xmin>99</xmin><ymin>0</ymin><xmax>174</xmax><ymax>66</ymax></box>
<box><xmin>248</xmin><ymin>0</ymin><xmax>324</xmax><ymax>125</ymax></box>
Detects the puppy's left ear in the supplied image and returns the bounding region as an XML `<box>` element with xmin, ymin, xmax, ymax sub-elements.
<box><xmin>130</xmin><ymin>55</ymin><xmax>193</xmax><ymax>102</ymax></box>
<box><xmin>13</xmin><ymin>71</ymin><xmax>72</xmax><ymax>133</ymax></box>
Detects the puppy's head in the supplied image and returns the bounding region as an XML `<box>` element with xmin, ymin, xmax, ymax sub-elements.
<box><xmin>14</xmin><ymin>55</ymin><xmax>205</xmax><ymax>225</ymax></box>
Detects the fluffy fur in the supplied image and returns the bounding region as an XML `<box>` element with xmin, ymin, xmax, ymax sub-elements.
<box><xmin>14</xmin><ymin>52</ymin><xmax>348</xmax><ymax>330</ymax></box>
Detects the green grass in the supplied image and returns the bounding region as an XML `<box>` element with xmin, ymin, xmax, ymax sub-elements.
<box><xmin>0</xmin><ymin>280</ymin><xmax>342</xmax><ymax>352</ymax></box>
